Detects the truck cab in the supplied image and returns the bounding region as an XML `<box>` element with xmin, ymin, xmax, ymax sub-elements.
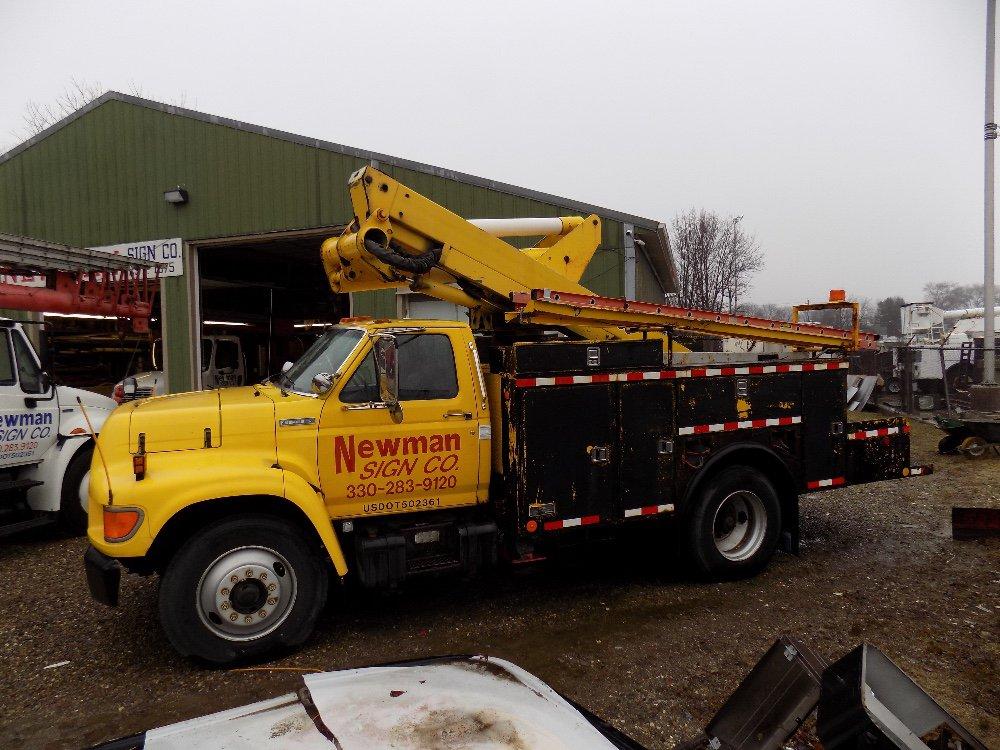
<box><xmin>0</xmin><ymin>319</ymin><xmax>116</xmax><ymax>536</ymax></box>
<box><xmin>113</xmin><ymin>335</ymin><xmax>246</xmax><ymax>403</ymax></box>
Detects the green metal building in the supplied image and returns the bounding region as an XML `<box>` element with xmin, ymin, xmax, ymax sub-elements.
<box><xmin>0</xmin><ymin>92</ymin><xmax>675</xmax><ymax>393</ymax></box>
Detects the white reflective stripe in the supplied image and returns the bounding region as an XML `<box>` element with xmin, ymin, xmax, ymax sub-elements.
<box><xmin>817</xmin><ymin>478</ymin><xmax>834</xmax><ymax>487</ymax></box>
<box><xmin>624</xmin><ymin>508</ymin><xmax>641</xmax><ymax>518</ymax></box>
<box><xmin>535</xmin><ymin>377</ymin><xmax>555</xmax><ymax>386</ymax></box>
<box><xmin>659</xmin><ymin>504</ymin><xmax>675</xmax><ymax>512</ymax></box>
<box><xmin>561</xmin><ymin>517</ymin><xmax>582</xmax><ymax>528</ymax></box>
<box><xmin>678</xmin><ymin>426</ymin><xmax>695</xmax><ymax>435</ymax></box>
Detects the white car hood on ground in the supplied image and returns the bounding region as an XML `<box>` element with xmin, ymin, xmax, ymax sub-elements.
<box><xmin>138</xmin><ymin>656</ymin><xmax>628</xmax><ymax>749</ymax></box>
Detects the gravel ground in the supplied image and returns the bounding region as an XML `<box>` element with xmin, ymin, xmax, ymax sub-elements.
<box><xmin>0</xmin><ymin>419</ymin><xmax>997</xmax><ymax>749</ymax></box>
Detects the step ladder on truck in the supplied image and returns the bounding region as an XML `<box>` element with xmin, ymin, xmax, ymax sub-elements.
<box><xmin>0</xmin><ymin>234</ymin><xmax>160</xmax><ymax>537</ymax></box>
<box><xmin>83</xmin><ymin>167</ymin><xmax>932</xmax><ymax>664</ymax></box>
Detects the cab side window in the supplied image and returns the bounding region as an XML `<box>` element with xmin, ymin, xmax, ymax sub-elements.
<box><xmin>339</xmin><ymin>352</ymin><xmax>378</xmax><ymax>403</ymax></box>
<box><xmin>12</xmin><ymin>333</ymin><xmax>42</xmax><ymax>393</ymax></box>
<box><xmin>0</xmin><ymin>332</ymin><xmax>15</xmax><ymax>387</ymax></box>
<box><xmin>397</xmin><ymin>334</ymin><xmax>458</xmax><ymax>401</ymax></box>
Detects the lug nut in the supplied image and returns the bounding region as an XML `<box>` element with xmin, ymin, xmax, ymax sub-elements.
<box><xmin>258</xmin><ymin>610</ymin><xmax>267</xmax><ymax>618</ymax></box>
<box><xmin>244</xmin><ymin>616</ymin><xmax>252</xmax><ymax>624</ymax></box>
<box><xmin>260</xmin><ymin>572</ymin><xmax>268</xmax><ymax>580</ymax></box>
<box><xmin>267</xmin><ymin>583</ymin><xmax>276</xmax><ymax>592</ymax></box>
<box><xmin>221</xmin><ymin>602</ymin><xmax>230</xmax><ymax>611</ymax></box>
<box><xmin>267</xmin><ymin>597</ymin><xmax>277</xmax><ymax>606</ymax></box>
<box><xmin>221</xmin><ymin>587</ymin><xmax>230</xmax><ymax>596</ymax></box>
<box><xmin>245</xmin><ymin>569</ymin><xmax>253</xmax><ymax>577</ymax></box>
<box><xmin>229</xmin><ymin>613</ymin><xmax>238</xmax><ymax>621</ymax></box>
<box><xmin>230</xmin><ymin>575</ymin><xmax>238</xmax><ymax>583</ymax></box>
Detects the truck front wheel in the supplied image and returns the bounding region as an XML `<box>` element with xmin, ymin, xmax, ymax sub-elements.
<box><xmin>158</xmin><ymin>515</ymin><xmax>328</xmax><ymax>664</ymax></box>
<box><xmin>686</xmin><ymin>465</ymin><xmax>781</xmax><ymax>579</ymax></box>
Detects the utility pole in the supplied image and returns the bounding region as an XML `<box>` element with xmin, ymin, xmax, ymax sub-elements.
<box><xmin>975</xmin><ymin>0</ymin><xmax>1000</xmax><ymax>409</ymax></box>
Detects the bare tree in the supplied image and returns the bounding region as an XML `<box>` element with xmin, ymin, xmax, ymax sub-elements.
<box><xmin>922</xmin><ymin>281</ymin><xmax>984</xmax><ymax>310</ymax></box>
<box><xmin>737</xmin><ymin>302</ymin><xmax>792</xmax><ymax>321</ymax></box>
<box><xmin>9</xmin><ymin>80</ymin><xmax>188</xmax><ymax>150</ymax></box>
<box><xmin>670</xmin><ymin>209</ymin><xmax>764</xmax><ymax>312</ymax></box>
<box><xmin>17</xmin><ymin>78</ymin><xmax>105</xmax><ymax>140</ymax></box>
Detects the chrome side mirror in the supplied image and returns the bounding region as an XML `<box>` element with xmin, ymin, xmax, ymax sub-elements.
<box><xmin>311</xmin><ymin>372</ymin><xmax>334</xmax><ymax>395</ymax></box>
<box><xmin>122</xmin><ymin>376</ymin><xmax>138</xmax><ymax>399</ymax></box>
<box><xmin>373</xmin><ymin>333</ymin><xmax>402</xmax><ymax>421</ymax></box>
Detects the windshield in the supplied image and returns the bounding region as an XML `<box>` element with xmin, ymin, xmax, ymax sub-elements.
<box><xmin>279</xmin><ymin>327</ymin><xmax>365</xmax><ymax>393</ymax></box>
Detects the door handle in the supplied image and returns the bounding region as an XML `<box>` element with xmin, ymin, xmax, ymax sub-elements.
<box><xmin>443</xmin><ymin>410</ymin><xmax>473</xmax><ymax>419</ymax></box>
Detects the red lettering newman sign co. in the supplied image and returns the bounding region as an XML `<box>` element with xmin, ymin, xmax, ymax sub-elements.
<box><xmin>333</xmin><ymin>433</ymin><xmax>461</xmax><ymax>474</ymax></box>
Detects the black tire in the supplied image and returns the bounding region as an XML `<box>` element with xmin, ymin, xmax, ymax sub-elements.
<box><xmin>158</xmin><ymin>514</ymin><xmax>329</xmax><ymax>664</ymax></box>
<box><xmin>937</xmin><ymin>433</ymin><xmax>965</xmax><ymax>455</ymax></box>
<box><xmin>685</xmin><ymin>465</ymin><xmax>782</xmax><ymax>579</ymax></box>
<box><xmin>58</xmin><ymin>443</ymin><xmax>92</xmax><ymax>535</ymax></box>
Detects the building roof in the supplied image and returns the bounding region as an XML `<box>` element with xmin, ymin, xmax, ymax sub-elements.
<box><xmin>0</xmin><ymin>91</ymin><xmax>675</xmax><ymax>291</ymax></box>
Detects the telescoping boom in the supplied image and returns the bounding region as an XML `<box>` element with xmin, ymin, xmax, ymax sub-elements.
<box><xmin>321</xmin><ymin>166</ymin><xmax>873</xmax><ymax>352</ymax></box>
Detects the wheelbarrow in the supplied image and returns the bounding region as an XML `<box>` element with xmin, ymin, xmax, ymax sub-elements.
<box><xmin>935</xmin><ymin>412</ymin><xmax>1000</xmax><ymax>458</ymax></box>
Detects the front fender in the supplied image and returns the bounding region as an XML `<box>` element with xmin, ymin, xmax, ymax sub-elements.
<box><xmin>281</xmin><ymin>470</ymin><xmax>348</xmax><ymax>576</ymax></box>
<box><xmin>89</xmin><ymin>452</ymin><xmax>348</xmax><ymax>577</ymax></box>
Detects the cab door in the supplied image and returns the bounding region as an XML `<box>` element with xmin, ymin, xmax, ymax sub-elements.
<box><xmin>0</xmin><ymin>327</ymin><xmax>59</xmax><ymax>469</ymax></box>
<box><xmin>317</xmin><ymin>330</ymin><xmax>482</xmax><ymax>518</ymax></box>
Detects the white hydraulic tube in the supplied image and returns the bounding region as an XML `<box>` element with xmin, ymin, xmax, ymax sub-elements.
<box><xmin>942</xmin><ymin>307</ymin><xmax>987</xmax><ymax>321</ymax></box>
<box><xmin>469</xmin><ymin>217</ymin><xmax>566</xmax><ymax>238</ymax></box>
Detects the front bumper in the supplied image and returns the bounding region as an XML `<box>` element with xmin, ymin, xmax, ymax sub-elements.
<box><xmin>84</xmin><ymin>545</ymin><xmax>121</xmax><ymax>607</ymax></box>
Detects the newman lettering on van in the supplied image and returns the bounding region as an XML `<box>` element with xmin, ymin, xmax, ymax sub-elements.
<box><xmin>333</xmin><ymin>433</ymin><xmax>461</xmax><ymax>474</ymax></box>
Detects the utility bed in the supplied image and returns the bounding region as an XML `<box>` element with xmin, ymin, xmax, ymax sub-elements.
<box><xmin>490</xmin><ymin>340</ymin><xmax>929</xmax><ymax>549</ymax></box>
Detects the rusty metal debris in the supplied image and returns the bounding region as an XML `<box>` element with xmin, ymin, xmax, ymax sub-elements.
<box><xmin>679</xmin><ymin>638</ymin><xmax>988</xmax><ymax>750</ymax></box>
<box><xmin>952</xmin><ymin>506</ymin><xmax>1000</xmax><ymax>540</ymax></box>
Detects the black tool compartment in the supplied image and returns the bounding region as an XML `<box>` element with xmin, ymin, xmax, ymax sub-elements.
<box><xmin>502</xmin><ymin>338</ymin><xmax>661</xmax><ymax>376</ymax></box>
<box><xmin>498</xmin><ymin>339</ymin><xmax>674</xmax><ymax>539</ymax></box>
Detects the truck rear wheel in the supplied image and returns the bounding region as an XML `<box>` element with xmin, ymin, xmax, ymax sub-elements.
<box><xmin>686</xmin><ymin>465</ymin><xmax>781</xmax><ymax>578</ymax></box>
<box><xmin>158</xmin><ymin>515</ymin><xmax>328</xmax><ymax>664</ymax></box>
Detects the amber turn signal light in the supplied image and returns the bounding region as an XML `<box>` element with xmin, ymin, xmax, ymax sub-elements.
<box><xmin>133</xmin><ymin>454</ymin><xmax>146</xmax><ymax>479</ymax></box>
<box><xmin>525</xmin><ymin>520</ymin><xmax>538</xmax><ymax>533</ymax></box>
<box><xmin>103</xmin><ymin>506</ymin><xmax>143</xmax><ymax>542</ymax></box>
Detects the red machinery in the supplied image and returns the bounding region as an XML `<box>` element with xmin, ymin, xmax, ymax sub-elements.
<box><xmin>0</xmin><ymin>234</ymin><xmax>161</xmax><ymax>332</ymax></box>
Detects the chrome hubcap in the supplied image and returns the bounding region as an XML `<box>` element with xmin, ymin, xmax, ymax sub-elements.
<box><xmin>196</xmin><ymin>546</ymin><xmax>297</xmax><ymax>641</ymax></box>
<box><xmin>713</xmin><ymin>491</ymin><xmax>767</xmax><ymax>562</ymax></box>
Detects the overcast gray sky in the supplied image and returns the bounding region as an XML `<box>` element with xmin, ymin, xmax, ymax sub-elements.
<box><xmin>0</xmin><ymin>0</ymin><xmax>990</xmax><ymax>304</ymax></box>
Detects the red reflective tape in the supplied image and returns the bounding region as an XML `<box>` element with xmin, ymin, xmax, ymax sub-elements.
<box><xmin>693</xmin><ymin>424</ymin><xmax>711</xmax><ymax>434</ymax></box>
<box><xmin>543</xmin><ymin>520</ymin><xmax>563</xmax><ymax>531</ymax></box>
<box><xmin>723</xmin><ymin>421</ymin><xmax>740</xmax><ymax>431</ymax></box>
<box><xmin>515</xmin><ymin>378</ymin><xmax>535</xmax><ymax>387</ymax></box>
<box><xmin>720</xmin><ymin>367</ymin><xmax>735</xmax><ymax>375</ymax></box>
<box><xmin>554</xmin><ymin>375</ymin><xmax>575</xmax><ymax>385</ymax></box>
<box><xmin>625</xmin><ymin>371</ymin><xmax>643</xmax><ymax>381</ymax></box>
<box><xmin>903</xmin><ymin>424</ymin><xmax>911</xmax><ymax>433</ymax></box>
<box><xmin>778</xmin><ymin>417</ymin><xmax>794</xmax><ymax>426</ymax></box>
<box><xmin>832</xmin><ymin>477</ymin><xmax>845</xmax><ymax>486</ymax></box>
<box><xmin>591</xmin><ymin>373</ymin><xmax>611</xmax><ymax>383</ymax></box>
<box><xmin>851</xmin><ymin>431</ymin><xmax>866</xmax><ymax>440</ymax></box>
<box><xmin>581</xmin><ymin>515</ymin><xmax>600</xmax><ymax>526</ymax></box>
<box><xmin>801</xmin><ymin>362</ymin><xmax>816</xmax><ymax>371</ymax></box>
<box><xmin>641</xmin><ymin>506</ymin><xmax>659</xmax><ymax>515</ymax></box>
<box><xmin>752</xmin><ymin>419</ymin><xmax>766</xmax><ymax>428</ymax></box>
<box><xmin>775</xmin><ymin>364</ymin><xmax>790</xmax><ymax>373</ymax></box>
<box><xmin>691</xmin><ymin>368</ymin><xmax>707</xmax><ymax>377</ymax></box>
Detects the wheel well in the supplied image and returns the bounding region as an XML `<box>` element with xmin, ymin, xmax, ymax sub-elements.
<box><xmin>683</xmin><ymin>444</ymin><xmax>799</xmax><ymax>551</ymax></box>
<box><xmin>143</xmin><ymin>496</ymin><xmax>326</xmax><ymax>575</ymax></box>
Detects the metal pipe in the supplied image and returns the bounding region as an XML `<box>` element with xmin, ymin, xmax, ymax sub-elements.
<box><xmin>469</xmin><ymin>217</ymin><xmax>582</xmax><ymax>238</ymax></box>
<box><xmin>984</xmin><ymin>0</ymin><xmax>997</xmax><ymax>384</ymax></box>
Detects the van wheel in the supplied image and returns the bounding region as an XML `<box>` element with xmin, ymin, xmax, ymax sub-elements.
<box><xmin>158</xmin><ymin>515</ymin><xmax>328</xmax><ymax>664</ymax></box>
<box><xmin>58</xmin><ymin>444</ymin><xmax>93</xmax><ymax>535</ymax></box>
<box><xmin>686</xmin><ymin>465</ymin><xmax>781</xmax><ymax>578</ymax></box>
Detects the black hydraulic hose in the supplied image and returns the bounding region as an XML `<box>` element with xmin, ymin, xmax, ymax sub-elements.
<box><xmin>364</xmin><ymin>238</ymin><xmax>442</xmax><ymax>274</ymax></box>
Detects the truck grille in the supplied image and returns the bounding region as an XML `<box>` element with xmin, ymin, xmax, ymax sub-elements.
<box><xmin>121</xmin><ymin>387</ymin><xmax>155</xmax><ymax>402</ymax></box>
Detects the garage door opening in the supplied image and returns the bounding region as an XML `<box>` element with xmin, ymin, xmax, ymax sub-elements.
<box><xmin>196</xmin><ymin>233</ymin><xmax>350</xmax><ymax>387</ymax></box>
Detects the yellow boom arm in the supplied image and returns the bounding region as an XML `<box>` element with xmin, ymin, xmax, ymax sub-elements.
<box><xmin>321</xmin><ymin>166</ymin><xmax>645</xmax><ymax>342</ymax></box>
